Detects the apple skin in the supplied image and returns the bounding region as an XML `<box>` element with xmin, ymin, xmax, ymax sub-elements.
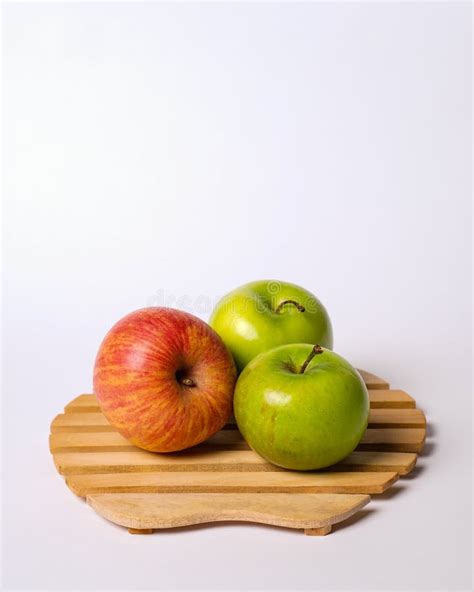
<box><xmin>233</xmin><ymin>344</ymin><xmax>369</xmax><ymax>470</ymax></box>
<box><xmin>93</xmin><ymin>307</ymin><xmax>237</xmax><ymax>452</ymax></box>
<box><xmin>209</xmin><ymin>280</ymin><xmax>333</xmax><ymax>372</ymax></box>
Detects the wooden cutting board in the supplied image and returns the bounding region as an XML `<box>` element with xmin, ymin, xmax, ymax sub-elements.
<box><xmin>49</xmin><ymin>369</ymin><xmax>426</xmax><ymax>535</ymax></box>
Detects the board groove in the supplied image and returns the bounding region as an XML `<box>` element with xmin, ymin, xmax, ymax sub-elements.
<box><xmin>50</xmin><ymin>369</ymin><xmax>425</xmax><ymax>535</ymax></box>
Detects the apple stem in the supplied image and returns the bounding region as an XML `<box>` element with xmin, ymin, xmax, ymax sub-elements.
<box><xmin>180</xmin><ymin>378</ymin><xmax>196</xmax><ymax>387</ymax></box>
<box><xmin>275</xmin><ymin>300</ymin><xmax>305</xmax><ymax>314</ymax></box>
<box><xmin>299</xmin><ymin>345</ymin><xmax>324</xmax><ymax>374</ymax></box>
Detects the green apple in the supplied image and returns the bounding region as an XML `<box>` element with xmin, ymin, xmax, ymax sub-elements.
<box><xmin>209</xmin><ymin>280</ymin><xmax>333</xmax><ymax>372</ymax></box>
<box><xmin>233</xmin><ymin>344</ymin><xmax>369</xmax><ymax>470</ymax></box>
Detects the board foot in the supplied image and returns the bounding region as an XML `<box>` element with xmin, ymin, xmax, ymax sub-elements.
<box><xmin>304</xmin><ymin>525</ymin><xmax>332</xmax><ymax>536</ymax></box>
<box><xmin>128</xmin><ymin>527</ymin><xmax>153</xmax><ymax>535</ymax></box>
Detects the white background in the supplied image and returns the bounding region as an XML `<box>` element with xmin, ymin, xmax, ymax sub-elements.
<box><xmin>2</xmin><ymin>2</ymin><xmax>472</xmax><ymax>590</ymax></box>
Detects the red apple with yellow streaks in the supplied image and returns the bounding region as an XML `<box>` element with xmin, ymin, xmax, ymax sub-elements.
<box><xmin>93</xmin><ymin>307</ymin><xmax>237</xmax><ymax>452</ymax></box>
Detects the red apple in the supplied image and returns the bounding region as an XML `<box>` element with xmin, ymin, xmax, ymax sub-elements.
<box><xmin>93</xmin><ymin>307</ymin><xmax>237</xmax><ymax>452</ymax></box>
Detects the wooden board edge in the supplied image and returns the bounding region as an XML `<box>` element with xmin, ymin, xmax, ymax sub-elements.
<box><xmin>86</xmin><ymin>492</ymin><xmax>371</xmax><ymax>532</ymax></box>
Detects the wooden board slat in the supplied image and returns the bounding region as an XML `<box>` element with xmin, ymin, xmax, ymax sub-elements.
<box><xmin>368</xmin><ymin>408</ymin><xmax>426</xmax><ymax>428</ymax></box>
<box><xmin>53</xmin><ymin>448</ymin><xmax>416</xmax><ymax>476</ymax></box>
<box><xmin>357</xmin><ymin>369</ymin><xmax>389</xmax><ymax>390</ymax></box>
<box><xmin>336</xmin><ymin>451</ymin><xmax>416</xmax><ymax>475</ymax></box>
<box><xmin>368</xmin><ymin>390</ymin><xmax>415</xmax><ymax>409</ymax></box>
<box><xmin>50</xmin><ymin>431</ymin><xmax>140</xmax><ymax>453</ymax></box>
<box><xmin>53</xmin><ymin>449</ymin><xmax>276</xmax><ymax>475</ymax></box>
<box><xmin>52</xmin><ymin>413</ymin><xmax>114</xmax><ymax>432</ymax></box>
<box><xmin>64</xmin><ymin>388</ymin><xmax>412</xmax><ymax>414</ymax></box>
<box><xmin>49</xmin><ymin>426</ymin><xmax>425</xmax><ymax>455</ymax></box>
<box><xmin>66</xmin><ymin>470</ymin><xmax>397</xmax><ymax>497</ymax></box>
<box><xmin>52</xmin><ymin>407</ymin><xmax>426</xmax><ymax>434</ymax></box>
<box><xmin>86</xmin><ymin>492</ymin><xmax>371</xmax><ymax>532</ymax></box>
<box><xmin>64</xmin><ymin>394</ymin><xmax>100</xmax><ymax>413</ymax></box>
<box><xmin>49</xmin><ymin>430</ymin><xmax>250</xmax><ymax>454</ymax></box>
<box><xmin>358</xmin><ymin>428</ymin><xmax>425</xmax><ymax>452</ymax></box>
